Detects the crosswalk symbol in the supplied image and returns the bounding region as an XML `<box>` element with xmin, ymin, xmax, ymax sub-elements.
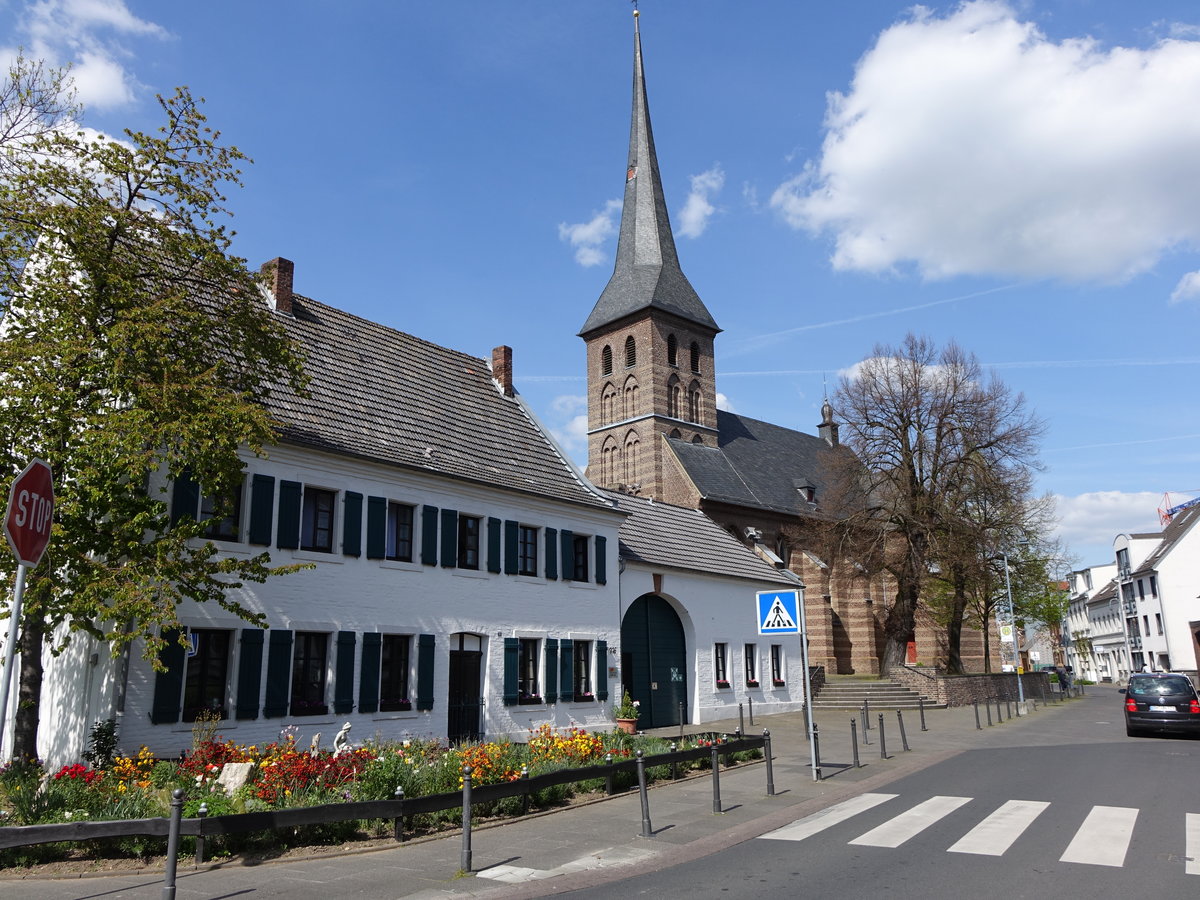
<box><xmin>757</xmin><ymin>590</ymin><xmax>800</xmax><ymax>635</ymax></box>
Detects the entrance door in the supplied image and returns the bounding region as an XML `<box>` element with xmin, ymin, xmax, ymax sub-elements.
<box><xmin>447</xmin><ymin>633</ymin><xmax>483</xmax><ymax>744</ymax></box>
<box><xmin>621</xmin><ymin>595</ymin><xmax>687</xmax><ymax>728</ymax></box>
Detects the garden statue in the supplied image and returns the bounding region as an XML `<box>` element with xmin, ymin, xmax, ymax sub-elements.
<box><xmin>309</xmin><ymin>732</ymin><xmax>322</xmax><ymax>757</ymax></box>
<box><xmin>333</xmin><ymin>721</ymin><xmax>353</xmax><ymax>756</ymax></box>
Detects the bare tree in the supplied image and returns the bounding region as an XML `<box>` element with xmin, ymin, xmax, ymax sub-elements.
<box><xmin>830</xmin><ymin>334</ymin><xmax>1044</xmax><ymax>673</ymax></box>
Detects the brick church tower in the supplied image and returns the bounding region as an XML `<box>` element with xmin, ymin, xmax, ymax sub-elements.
<box><xmin>579</xmin><ymin>11</ymin><xmax>721</xmax><ymax>500</ymax></box>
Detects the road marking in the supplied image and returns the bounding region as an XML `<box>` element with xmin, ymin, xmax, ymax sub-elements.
<box><xmin>1060</xmin><ymin>806</ymin><xmax>1138</xmax><ymax>867</ymax></box>
<box><xmin>759</xmin><ymin>793</ymin><xmax>898</xmax><ymax>842</ymax></box>
<box><xmin>947</xmin><ymin>800</ymin><xmax>1050</xmax><ymax>856</ymax></box>
<box><xmin>848</xmin><ymin>796</ymin><xmax>972</xmax><ymax>848</ymax></box>
<box><xmin>1187</xmin><ymin>813</ymin><xmax>1199</xmax><ymax>876</ymax></box>
<box><xmin>476</xmin><ymin>846</ymin><xmax>656</xmax><ymax>883</ymax></box>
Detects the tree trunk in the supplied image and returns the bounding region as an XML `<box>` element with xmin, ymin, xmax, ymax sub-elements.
<box><xmin>945</xmin><ymin>572</ymin><xmax>967</xmax><ymax>675</ymax></box>
<box><xmin>881</xmin><ymin>575</ymin><xmax>920</xmax><ymax>674</ymax></box>
<box><xmin>981</xmin><ymin>610</ymin><xmax>992</xmax><ymax>674</ymax></box>
<box><xmin>12</xmin><ymin>615</ymin><xmax>44</xmax><ymax>762</ymax></box>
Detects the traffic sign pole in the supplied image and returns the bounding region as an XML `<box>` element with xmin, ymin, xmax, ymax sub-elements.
<box><xmin>0</xmin><ymin>563</ymin><xmax>27</xmax><ymax>760</ymax></box>
<box><xmin>794</xmin><ymin>587</ymin><xmax>819</xmax><ymax>782</ymax></box>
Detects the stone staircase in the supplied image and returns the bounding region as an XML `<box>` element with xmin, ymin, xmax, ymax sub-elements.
<box><xmin>812</xmin><ymin>676</ymin><xmax>944</xmax><ymax>711</ymax></box>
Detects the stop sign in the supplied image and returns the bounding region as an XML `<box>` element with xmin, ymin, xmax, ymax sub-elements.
<box><xmin>4</xmin><ymin>459</ymin><xmax>54</xmax><ymax>568</ymax></box>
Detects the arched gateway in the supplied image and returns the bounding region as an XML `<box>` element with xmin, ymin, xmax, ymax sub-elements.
<box><xmin>620</xmin><ymin>594</ymin><xmax>687</xmax><ymax>728</ymax></box>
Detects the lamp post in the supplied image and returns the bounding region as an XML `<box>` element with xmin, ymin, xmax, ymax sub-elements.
<box><xmin>999</xmin><ymin>550</ymin><xmax>1026</xmax><ymax>706</ymax></box>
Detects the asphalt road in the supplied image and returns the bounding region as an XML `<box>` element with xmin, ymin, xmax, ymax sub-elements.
<box><xmin>565</xmin><ymin>694</ymin><xmax>1200</xmax><ymax>898</ymax></box>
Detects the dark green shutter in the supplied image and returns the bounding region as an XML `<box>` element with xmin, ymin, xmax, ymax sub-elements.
<box><xmin>334</xmin><ymin>631</ymin><xmax>356</xmax><ymax>714</ymax></box>
<box><xmin>170</xmin><ymin>472</ymin><xmax>199</xmax><ymax>526</ymax></box>
<box><xmin>235</xmin><ymin>628</ymin><xmax>264</xmax><ymax>720</ymax></box>
<box><xmin>342</xmin><ymin>492</ymin><xmax>363</xmax><ymax>557</ymax></box>
<box><xmin>150</xmin><ymin>628</ymin><xmax>185</xmax><ymax>725</ymax></box>
<box><xmin>440</xmin><ymin>509</ymin><xmax>458</xmax><ymax>568</ymax></box>
<box><xmin>263</xmin><ymin>629</ymin><xmax>294</xmax><ymax>718</ymax></box>
<box><xmin>248</xmin><ymin>474</ymin><xmax>275</xmax><ymax>545</ymax></box>
<box><xmin>420</xmin><ymin>505</ymin><xmax>439</xmax><ymax>566</ymax></box>
<box><xmin>596</xmin><ymin>639</ymin><xmax>609</xmax><ymax>702</ymax></box>
<box><xmin>560</xmin><ymin>639</ymin><xmax>574</xmax><ymax>701</ymax></box>
<box><xmin>544</xmin><ymin>638</ymin><xmax>558</xmax><ymax>704</ymax></box>
<box><xmin>503</xmin><ymin>637</ymin><xmax>519</xmax><ymax>705</ymax></box>
<box><xmin>595</xmin><ymin>535</ymin><xmax>608</xmax><ymax>585</ymax></box>
<box><xmin>560</xmin><ymin>529</ymin><xmax>574</xmax><ymax>581</ymax></box>
<box><xmin>487</xmin><ymin>517</ymin><xmax>502</xmax><ymax>573</ymax></box>
<box><xmin>545</xmin><ymin>527</ymin><xmax>558</xmax><ymax>580</ymax></box>
<box><xmin>366</xmin><ymin>496</ymin><xmax>387</xmax><ymax>559</ymax></box>
<box><xmin>277</xmin><ymin>480</ymin><xmax>302</xmax><ymax>550</ymax></box>
<box><xmin>504</xmin><ymin>520</ymin><xmax>519</xmax><ymax>575</ymax></box>
<box><xmin>359</xmin><ymin>633</ymin><xmax>382</xmax><ymax>715</ymax></box>
<box><xmin>416</xmin><ymin>634</ymin><xmax>435</xmax><ymax>710</ymax></box>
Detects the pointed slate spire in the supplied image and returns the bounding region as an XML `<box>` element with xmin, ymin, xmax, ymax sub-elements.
<box><xmin>579</xmin><ymin>10</ymin><xmax>719</xmax><ymax>337</ymax></box>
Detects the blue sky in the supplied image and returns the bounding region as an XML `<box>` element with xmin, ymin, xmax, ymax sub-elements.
<box><xmin>4</xmin><ymin>0</ymin><xmax>1200</xmax><ymax>569</ymax></box>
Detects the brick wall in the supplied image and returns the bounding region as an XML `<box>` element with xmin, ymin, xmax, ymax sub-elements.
<box><xmin>890</xmin><ymin>665</ymin><xmax>1053</xmax><ymax>707</ymax></box>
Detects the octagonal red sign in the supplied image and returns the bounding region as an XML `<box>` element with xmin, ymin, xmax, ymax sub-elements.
<box><xmin>4</xmin><ymin>459</ymin><xmax>54</xmax><ymax>568</ymax></box>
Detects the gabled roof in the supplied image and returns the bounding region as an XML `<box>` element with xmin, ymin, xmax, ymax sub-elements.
<box><xmin>605</xmin><ymin>490</ymin><xmax>795</xmax><ymax>585</ymax></box>
<box><xmin>266</xmin><ymin>295</ymin><xmax>613</xmax><ymax>510</ymax></box>
<box><xmin>665</xmin><ymin>410</ymin><xmax>837</xmax><ymax>516</ymax></box>
<box><xmin>579</xmin><ymin>15</ymin><xmax>718</xmax><ymax>338</ymax></box>
<box><xmin>1131</xmin><ymin>503</ymin><xmax>1200</xmax><ymax>576</ymax></box>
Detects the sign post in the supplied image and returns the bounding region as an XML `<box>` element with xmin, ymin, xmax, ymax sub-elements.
<box><xmin>1</xmin><ymin>459</ymin><xmax>55</xmax><ymax>759</ymax></box>
<box><xmin>757</xmin><ymin>587</ymin><xmax>819</xmax><ymax>782</ymax></box>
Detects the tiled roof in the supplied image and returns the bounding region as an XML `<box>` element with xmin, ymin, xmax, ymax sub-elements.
<box><xmin>266</xmin><ymin>296</ymin><xmax>613</xmax><ymax>510</ymax></box>
<box><xmin>1131</xmin><ymin>504</ymin><xmax>1200</xmax><ymax>576</ymax></box>
<box><xmin>666</xmin><ymin>410</ymin><xmax>838</xmax><ymax>516</ymax></box>
<box><xmin>605</xmin><ymin>490</ymin><xmax>795</xmax><ymax>585</ymax></box>
<box><xmin>1088</xmin><ymin>580</ymin><xmax>1118</xmax><ymax>604</ymax></box>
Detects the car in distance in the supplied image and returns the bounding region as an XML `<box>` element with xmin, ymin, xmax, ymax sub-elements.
<box><xmin>1121</xmin><ymin>673</ymin><xmax>1200</xmax><ymax>737</ymax></box>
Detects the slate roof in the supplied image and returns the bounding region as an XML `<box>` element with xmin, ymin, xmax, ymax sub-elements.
<box><xmin>604</xmin><ymin>490</ymin><xmax>796</xmax><ymax>585</ymax></box>
<box><xmin>1131</xmin><ymin>503</ymin><xmax>1200</xmax><ymax>576</ymax></box>
<box><xmin>666</xmin><ymin>410</ymin><xmax>839</xmax><ymax>516</ymax></box>
<box><xmin>578</xmin><ymin>19</ymin><xmax>718</xmax><ymax>337</ymax></box>
<box><xmin>265</xmin><ymin>295</ymin><xmax>613</xmax><ymax>510</ymax></box>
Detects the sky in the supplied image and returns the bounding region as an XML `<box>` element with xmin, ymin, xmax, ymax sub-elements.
<box><xmin>3</xmin><ymin>0</ymin><xmax>1199</xmax><ymax>570</ymax></box>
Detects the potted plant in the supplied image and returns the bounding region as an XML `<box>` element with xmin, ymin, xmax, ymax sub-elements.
<box><xmin>613</xmin><ymin>689</ymin><xmax>640</xmax><ymax>734</ymax></box>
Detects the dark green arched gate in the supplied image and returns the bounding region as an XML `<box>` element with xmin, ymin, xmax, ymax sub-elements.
<box><xmin>620</xmin><ymin>594</ymin><xmax>687</xmax><ymax>728</ymax></box>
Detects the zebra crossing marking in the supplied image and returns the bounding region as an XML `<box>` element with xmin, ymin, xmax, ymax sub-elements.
<box><xmin>847</xmin><ymin>796</ymin><xmax>972</xmax><ymax>848</ymax></box>
<box><xmin>947</xmin><ymin>800</ymin><xmax>1050</xmax><ymax>856</ymax></box>
<box><xmin>1185</xmin><ymin>813</ymin><xmax>1199</xmax><ymax>876</ymax></box>
<box><xmin>759</xmin><ymin>793</ymin><xmax>898</xmax><ymax>843</ymax></box>
<box><xmin>1058</xmin><ymin>805</ymin><xmax>1138</xmax><ymax>867</ymax></box>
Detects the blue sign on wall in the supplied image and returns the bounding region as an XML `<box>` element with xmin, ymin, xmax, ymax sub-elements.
<box><xmin>757</xmin><ymin>590</ymin><xmax>800</xmax><ymax>635</ymax></box>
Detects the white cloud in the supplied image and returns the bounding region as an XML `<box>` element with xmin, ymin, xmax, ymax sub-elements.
<box><xmin>676</xmin><ymin>165</ymin><xmax>724</xmax><ymax>238</ymax></box>
<box><xmin>11</xmin><ymin>0</ymin><xmax>168</xmax><ymax>110</ymax></box>
<box><xmin>773</xmin><ymin>1</ymin><xmax>1200</xmax><ymax>283</ymax></box>
<box><xmin>547</xmin><ymin>394</ymin><xmax>588</xmax><ymax>458</ymax></box>
<box><xmin>558</xmin><ymin>199</ymin><xmax>622</xmax><ymax>267</ymax></box>
<box><xmin>1054</xmin><ymin>491</ymin><xmax>1163</xmax><ymax>565</ymax></box>
<box><xmin>715</xmin><ymin>392</ymin><xmax>736</xmax><ymax>412</ymax></box>
<box><xmin>1170</xmin><ymin>270</ymin><xmax>1200</xmax><ymax>303</ymax></box>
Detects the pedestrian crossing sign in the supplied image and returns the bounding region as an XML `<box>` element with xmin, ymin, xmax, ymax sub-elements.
<box><xmin>757</xmin><ymin>590</ymin><xmax>800</xmax><ymax>635</ymax></box>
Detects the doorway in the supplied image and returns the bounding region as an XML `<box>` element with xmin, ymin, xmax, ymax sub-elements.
<box><xmin>447</xmin><ymin>633</ymin><xmax>483</xmax><ymax>744</ymax></box>
<box><xmin>620</xmin><ymin>594</ymin><xmax>687</xmax><ymax>728</ymax></box>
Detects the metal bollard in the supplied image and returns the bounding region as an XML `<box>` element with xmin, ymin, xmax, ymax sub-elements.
<box><xmin>850</xmin><ymin>719</ymin><xmax>861</xmax><ymax>768</ymax></box>
<box><xmin>670</xmin><ymin>742</ymin><xmax>679</xmax><ymax>781</ymax></box>
<box><xmin>679</xmin><ymin>701</ymin><xmax>686</xmax><ymax>742</ymax></box>
<box><xmin>864</xmin><ymin>698</ymin><xmax>871</xmax><ymax>729</ymax></box>
<box><xmin>162</xmin><ymin>788</ymin><xmax>184</xmax><ymax>900</ymax></box>
<box><xmin>986</xmin><ymin>698</ymin><xmax>993</xmax><ymax>726</ymax></box>
<box><xmin>194</xmin><ymin>801</ymin><xmax>208</xmax><ymax>865</ymax></box>
<box><xmin>919</xmin><ymin>696</ymin><xmax>928</xmax><ymax>732</ymax></box>
<box><xmin>393</xmin><ymin>787</ymin><xmax>405</xmax><ymax>842</ymax></box>
<box><xmin>897</xmin><ymin>709</ymin><xmax>910</xmax><ymax>752</ymax></box>
<box><xmin>861</xmin><ymin>706</ymin><xmax>870</xmax><ymax>745</ymax></box>
<box><xmin>973</xmin><ymin>700</ymin><xmax>982</xmax><ymax>730</ymax></box>
<box><xmin>812</xmin><ymin>723</ymin><xmax>823</xmax><ymax>781</ymax></box>
<box><xmin>764</xmin><ymin>730</ymin><xmax>776</xmax><ymax>795</ymax></box>
<box><xmin>637</xmin><ymin>750</ymin><xmax>653</xmax><ymax>836</ymax></box>
<box><xmin>604</xmin><ymin>752</ymin><xmax>615</xmax><ymax>795</ymax></box>
<box><xmin>520</xmin><ymin>765</ymin><xmax>530</xmax><ymax>816</ymax></box>
<box><xmin>1006</xmin><ymin>699</ymin><xmax>1012</xmax><ymax>720</ymax></box>
<box><xmin>711</xmin><ymin>744</ymin><xmax>722</xmax><ymax>814</ymax></box>
<box><xmin>749</xmin><ymin>694</ymin><xmax>755</xmax><ymax>726</ymax></box>
<box><xmin>461</xmin><ymin>766</ymin><xmax>473</xmax><ymax>873</ymax></box>
<box><xmin>739</xmin><ymin>703</ymin><xmax>746</xmax><ymax>736</ymax></box>
<box><xmin>878</xmin><ymin>713</ymin><xmax>888</xmax><ymax>760</ymax></box>
<box><xmin>997</xmin><ymin>697</ymin><xmax>1004</xmax><ymax>722</ymax></box>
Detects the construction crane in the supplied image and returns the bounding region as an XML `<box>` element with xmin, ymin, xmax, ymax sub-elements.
<box><xmin>1157</xmin><ymin>490</ymin><xmax>1200</xmax><ymax>525</ymax></box>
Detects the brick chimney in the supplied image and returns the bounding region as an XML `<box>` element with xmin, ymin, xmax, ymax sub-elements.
<box><xmin>492</xmin><ymin>345</ymin><xmax>514</xmax><ymax>397</ymax></box>
<box><xmin>261</xmin><ymin>257</ymin><xmax>294</xmax><ymax>315</ymax></box>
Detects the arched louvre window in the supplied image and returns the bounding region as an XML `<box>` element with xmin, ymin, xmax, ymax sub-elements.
<box><xmin>623</xmin><ymin>432</ymin><xmax>639</xmax><ymax>485</ymax></box>
<box><xmin>623</xmin><ymin>377</ymin><xmax>639</xmax><ymax>420</ymax></box>
<box><xmin>602</xmin><ymin>382</ymin><xmax>617</xmax><ymax>423</ymax></box>
<box><xmin>690</xmin><ymin>341</ymin><xmax>701</xmax><ymax>373</ymax></box>
<box><xmin>625</xmin><ymin>336</ymin><xmax>636</xmax><ymax>368</ymax></box>
<box><xmin>601</xmin><ymin>345</ymin><xmax>613</xmax><ymax>376</ymax></box>
<box><xmin>667</xmin><ymin>334</ymin><xmax>678</xmax><ymax>366</ymax></box>
<box><xmin>688</xmin><ymin>384</ymin><xmax>702</xmax><ymax>422</ymax></box>
<box><xmin>667</xmin><ymin>375</ymin><xmax>681</xmax><ymax>418</ymax></box>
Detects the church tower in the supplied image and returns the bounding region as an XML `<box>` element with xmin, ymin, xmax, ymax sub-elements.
<box><xmin>580</xmin><ymin>10</ymin><xmax>721</xmax><ymax>499</ymax></box>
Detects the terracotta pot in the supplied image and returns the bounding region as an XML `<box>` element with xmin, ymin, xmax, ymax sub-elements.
<box><xmin>616</xmin><ymin>717</ymin><xmax>638</xmax><ymax>734</ymax></box>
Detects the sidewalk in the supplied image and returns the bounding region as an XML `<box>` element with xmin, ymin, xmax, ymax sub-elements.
<box><xmin>4</xmin><ymin>688</ymin><xmax>1101</xmax><ymax>899</ymax></box>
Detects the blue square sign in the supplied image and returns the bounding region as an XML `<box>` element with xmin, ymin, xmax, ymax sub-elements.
<box><xmin>757</xmin><ymin>590</ymin><xmax>800</xmax><ymax>635</ymax></box>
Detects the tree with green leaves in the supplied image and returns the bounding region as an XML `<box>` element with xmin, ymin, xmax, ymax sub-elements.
<box><xmin>0</xmin><ymin>56</ymin><xmax>307</xmax><ymax>760</ymax></box>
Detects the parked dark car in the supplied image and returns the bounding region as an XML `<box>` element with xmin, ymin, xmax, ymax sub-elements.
<box><xmin>1121</xmin><ymin>673</ymin><xmax>1200</xmax><ymax>737</ymax></box>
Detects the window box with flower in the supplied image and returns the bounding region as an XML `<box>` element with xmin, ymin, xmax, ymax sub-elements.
<box><xmin>772</xmin><ymin>679</ymin><xmax>786</xmax><ymax>687</ymax></box>
<box><xmin>289</xmin><ymin>699</ymin><xmax>328</xmax><ymax>717</ymax></box>
<box><xmin>715</xmin><ymin>679</ymin><xmax>731</xmax><ymax>689</ymax></box>
<box><xmin>745</xmin><ymin>680</ymin><xmax>760</xmax><ymax>688</ymax></box>
<box><xmin>379</xmin><ymin>698</ymin><xmax>412</xmax><ymax>712</ymax></box>
<box><xmin>573</xmin><ymin>691</ymin><xmax>595</xmax><ymax>703</ymax></box>
<box><xmin>518</xmin><ymin>693</ymin><xmax>543</xmax><ymax>705</ymax></box>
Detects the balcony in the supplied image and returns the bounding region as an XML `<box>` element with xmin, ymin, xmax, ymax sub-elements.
<box><xmin>1123</xmin><ymin>601</ymin><xmax>1136</xmax><ymax>616</ymax></box>
<box><xmin>1128</xmin><ymin>636</ymin><xmax>1142</xmax><ymax>650</ymax></box>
